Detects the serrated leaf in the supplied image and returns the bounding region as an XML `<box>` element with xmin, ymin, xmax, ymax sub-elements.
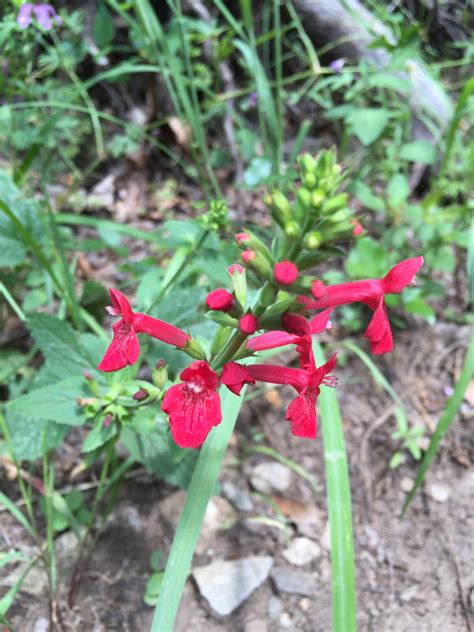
<box><xmin>26</xmin><ymin>313</ymin><xmax>96</xmax><ymax>379</ymax></box>
<box><xmin>82</xmin><ymin>419</ymin><xmax>117</xmax><ymax>453</ymax></box>
<box><xmin>399</xmin><ymin>140</ymin><xmax>436</xmax><ymax>165</ymax></box>
<box><xmin>7</xmin><ymin>378</ymin><xmax>85</xmax><ymax>425</ymax></box>
<box><xmin>4</xmin><ymin>414</ymin><xmax>69</xmax><ymax>461</ymax></box>
<box><xmin>347</xmin><ymin>108</ymin><xmax>391</xmax><ymax>146</ymax></box>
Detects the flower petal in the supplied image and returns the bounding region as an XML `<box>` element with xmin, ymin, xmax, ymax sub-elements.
<box><xmin>245</xmin><ymin>364</ymin><xmax>307</xmax><ymax>391</ymax></box>
<box><xmin>97</xmin><ymin>320</ymin><xmax>140</xmax><ymax>371</ymax></box>
<box><xmin>108</xmin><ymin>288</ymin><xmax>134</xmax><ymax>324</ymax></box>
<box><xmin>133</xmin><ymin>313</ymin><xmax>190</xmax><ymax>348</ymax></box>
<box><xmin>285</xmin><ymin>389</ymin><xmax>318</xmax><ymax>439</ymax></box>
<box><xmin>281</xmin><ymin>313</ymin><xmax>310</xmax><ymax>336</ymax></box>
<box><xmin>382</xmin><ymin>256</ymin><xmax>423</xmax><ymax>293</ymax></box>
<box><xmin>309</xmin><ymin>308</ymin><xmax>333</xmax><ymax>334</ymax></box>
<box><xmin>162</xmin><ymin>382</ymin><xmax>222</xmax><ymax>449</ymax></box>
<box><xmin>180</xmin><ymin>360</ymin><xmax>220</xmax><ymax>391</ymax></box>
<box><xmin>221</xmin><ymin>362</ymin><xmax>255</xmax><ymax>395</ymax></box>
<box><xmin>246</xmin><ymin>330</ymin><xmax>301</xmax><ymax>352</ymax></box>
<box><xmin>365</xmin><ymin>298</ymin><xmax>393</xmax><ymax>354</ymax></box>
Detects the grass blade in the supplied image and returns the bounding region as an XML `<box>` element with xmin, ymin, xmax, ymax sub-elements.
<box><xmin>401</xmin><ymin>335</ymin><xmax>474</xmax><ymax>516</ymax></box>
<box><xmin>313</xmin><ymin>340</ymin><xmax>357</xmax><ymax>632</ymax></box>
<box><xmin>150</xmin><ymin>381</ymin><xmax>251</xmax><ymax>632</ymax></box>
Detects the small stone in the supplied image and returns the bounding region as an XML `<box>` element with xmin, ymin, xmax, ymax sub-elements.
<box><xmin>244</xmin><ymin>619</ymin><xmax>268</xmax><ymax>632</ymax></box>
<box><xmin>400</xmin><ymin>584</ymin><xmax>419</xmax><ymax>602</ymax></box>
<box><xmin>282</xmin><ymin>537</ymin><xmax>321</xmax><ymax>566</ymax></box>
<box><xmin>299</xmin><ymin>597</ymin><xmax>311</xmax><ymax>612</ymax></box>
<box><xmin>267</xmin><ymin>595</ymin><xmax>282</xmax><ymax>620</ymax></box>
<box><xmin>221</xmin><ymin>480</ymin><xmax>254</xmax><ymax>512</ymax></box>
<box><xmin>428</xmin><ymin>483</ymin><xmax>450</xmax><ymax>503</ymax></box>
<box><xmin>400</xmin><ymin>477</ymin><xmax>414</xmax><ymax>493</ymax></box>
<box><xmin>321</xmin><ymin>521</ymin><xmax>331</xmax><ymax>551</ymax></box>
<box><xmin>279</xmin><ymin>612</ymin><xmax>293</xmax><ymax>628</ymax></box>
<box><xmin>33</xmin><ymin>618</ymin><xmax>49</xmax><ymax>632</ymax></box>
<box><xmin>271</xmin><ymin>567</ymin><xmax>317</xmax><ymax>596</ymax></box>
<box><xmin>250</xmin><ymin>462</ymin><xmax>292</xmax><ymax>494</ymax></box>
<box><xmin>193</xmin><ymin>556</ymin><xmax>273</xmax><ymax>616</ymax></box>
<box><xmin>273</xmin><ymin>498</ymin><xmax>320</xmax><ymax>538</ymax></box>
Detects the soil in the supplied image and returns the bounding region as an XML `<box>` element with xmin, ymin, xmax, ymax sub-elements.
<box><xmin>1</xmin><ymin>321</ymin><xmax>472</xmax><ymax>632</ymax></box>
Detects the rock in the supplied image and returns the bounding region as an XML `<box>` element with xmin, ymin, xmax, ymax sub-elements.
<box><xmin>193</xmin><ymin>556</ymin><xmax>273</xmax><ymax>616</ymax></box>
<box><xmin>321</xmin><ymin>521</ymin><xmax>331</xmax><ymax>551</ymax></box>
<box><xmin>400</xmin><ymin>584</ymin><xmax>419</xmax><ymax>602</ymax></box>
<box><xmin>279</xmin><ymin>612</ymin><xmax>293</xmax><ymax>628</ymax></box>
<box><xmin>267</xmin><ymin>595</ymin><xmax>283</xmax><ymax>620</ymax></box>
<box><xmin>282</xmin><ymin>537</ymin><xmax>321</xmax><ymax>566</ymax></box>
<box><xmin>428</xmin><ymin>483</ymin><xmax>450</xmax><ymax>503</ymax></box>
<box><xmin>299</xmin><ymin>597</ymin><xmax>311</xmax><ymax>612</ymax></box>
<box><xmin>250</xmin><ymin>462</ymin><xmax>292</xmax><ymax>494</ymax></box>
<box><xmin>33</xmin><ymin>618</ymin><xmax>49</xmax><ymax>632</ymax></box>
<box><xmin>159</xmin><ymin>492</ymin><xmax>235</xmax><ymax>554</ymax></box>
<box><xmin>221</xmin><ymin>480</ymin><xmax>254</xmax><ymax>512</ymax></box>
<box><xmin>244</xmin><ymin>619</ymin><xmax>268</xmax><ymax>632</ymax></box>
<box><xmin>271</xmin><ymin>567</ymin><xmax>317</xmax><ymax>596</ymax></box>
<box><xmin>400</xmin><ymin>477</ymin><xmax>414</xmax><ymax>493</ymax></box>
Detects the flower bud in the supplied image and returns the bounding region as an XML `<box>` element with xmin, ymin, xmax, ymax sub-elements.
<box><xmin>297</xmin><ymin>187</ymin><xmax>312</xmax><ymax>209</ymax></box>
<box><xmin>303</xmin><ymin>173</ymin><xmax>317</xmax><ymax>190</ymax></box>
<box><xmin>228</xmin><ymin>263</ymin><xmax>244</xmax><ymax>276</ymax></box>
<box><xmin>133</xmin><ymin>389</ymin><xmax>148</xmax><ymax>401</ymax></box>
<box><xmin>351</xmin><ymin>220</ymin><xmax>363</xmax><ymax>236</ymax></box>
<box><xmin>239</xmin><ymin>313</ymin><xmax>259</xmax><ymax>335</ymax></box>
<box><xmin>270</xmin><ymin>191</ymin><xmax>293</xmax><ymax>227</ymax></box>
<box><xmin>241</xmin><ymin>249</ymin><xmax>256</xmax><ymax>264</ymax></box>
<box><xmin>311</xmin><ymin>280</ymin><xmax>327</xmax><ymax>299</ymax></box>
<box><xmin>311</xmin><ymin>190</ymin><xmax>324</xmax><ymax>207</ymax></box>
<box><xmin>103</xmin><ymin>413</ymin><xmax>114</xmax><ymax>427</ymax></box>
<box><xmin>228</xmin><ymin>263</ymin><xmax>247</xmax><ymax>308</ymax></box>
<box><xmin>284</xmin><ymin>221</ymin><xmax>300</xmax><ymax>238</ymax></box>
<box><xmin>235</xmin><ymin>232</ymin><xmax>250</xmax><ymax>246</ymax></box>
<box><xmin>273</xmin><ymin>261</ymin><xmax>299</xmax><ymax>286</ymax></box>
<box><xmin>242</xmin><ymin>250</ymin><xmax>272</xmax><ymax>279</ymax></box>
<box><xmin>299</xmin><ymin>153</ymin><xmax>316</xmax><ymax>174</ymax></box>
<box><xmin>303</xmin><ymin>231</ymin><xmax>322</xmax><ymax>249</ymax></box>
<box><xmin>152</xmin><ymin>361</ymin><xmax>168</xmax><ymax>389</ymax></box>
<box><xmin>205</xmin><ymin>288</ymin><xmax>235</xmax><ymax>312</ymax></box>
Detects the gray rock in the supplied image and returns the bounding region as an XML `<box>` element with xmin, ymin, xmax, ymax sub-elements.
<box><xmin>33</xmin><ymin>618</ymin><xmax>49</xmax><ymax>632</ymax></box>
<box><xmin>244</xmin><ymin>619</ymin><xmax>268</xmax><ymax>632</ymax></box>
<box><xmin>428</xmin><ymin>483</ymin><xmax>450</xmax><ymax>503</ymax></box>
<box><xmin>282</xmin><ymin>537</ymin><xmax>321</xmax><ymax>566</ymax></box>
<box><xmin>193</xmin><ymin>556</ymin><xmax>273</xmax><ymax>616</ymax></box>
<box><xmin>267</xmin><ymin>595</ymin><xmax>283</xmax><ymax>620</ymax></box>
<box><xmin>271</xmin><ymin>567</ymin><xmax>317</xmax><ymax>596</ymax></box>
<box><xmin>221</xmin><ymin>480</ymin><xmax>254</xmax><ymax>512</ymax></box>
<box><xmin>250</xmin><ymin>462</ymin><xmax>292</xmax><ymax>494</ymax></box>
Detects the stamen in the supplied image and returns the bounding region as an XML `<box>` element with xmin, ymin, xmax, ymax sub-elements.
<box><xmin>322</xmin><ymin>375</ymin><xmax>338</xmax><ymax>388</ymax></box>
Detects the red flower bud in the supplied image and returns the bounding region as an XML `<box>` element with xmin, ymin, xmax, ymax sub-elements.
<box><xmin>156</xmin><ymin>358</ymin><xmax>166</xmax><ymax>369</ymax></box>
<box><xmin>241</xmin><ymin>249</ymin><xmax>256</xmax><ymax>264</ymax></box>
<box><xmin>228</xmin><ymin>263</ymin><xmax>244</xmax><ymax>276</ymax></box>
<box><xmin>103</xmin><ymin>413</ymin><xmax>114</xmax><ymax>427</ymax></box>
<box><xmin>239</xmin><ymin>313</ymin><xmax>259</xmax><ymax>335</ymax></box>
<box><xmin>351</xmin><ymin>220</ymin><xmax>363</xmax><ymax>236</ymax></box>
<box><xmin>311</xmin><ymin>280</ymin><xmax>326</xmax><ymax>299</ymax></box>
<box><xmin>236</xmin><ymin>232</ymin><xmax>250</xmax><ymax>246</ymax></box>
<box><xmin>274</xmin><ymin>261</ymin><xmax>299</xmax><ymax>285</ymax></box>
<box><xmin>205</xmin><ymin>288</ymin><xmax>235</xmax><ymax>312</ymax></box>
<box><xmin>83</xmin><ymin>370</ymin><xmax>93</xmax><ymax>381</ymax></box>
<box><xmin>133</xmin><ymin>389</ymin><xmax>148</xmax><ymax>401</ymax></box>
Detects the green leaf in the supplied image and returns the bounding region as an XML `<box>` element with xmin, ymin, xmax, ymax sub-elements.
<box><xmin>345</xmin><ymin>237</ymin><xmax>387</xmax><ymax>278</ymax></box>
<box><xmin>93</xmin><ymin>2</ymin><xmax>116</xmax><ymax>48</ymax></box>
<box><xmin>399</xmin><ymin>140</ymin><xmax>436</xmax><ymax>165</ymax></box>
<box><xmin>347</xmin><ymin>108</ymin><xmax>390</xmax><ymax>146</ymax></box>
<box><xmin>144</xmin><ymin>571</ymin><xmax>165</xmax><ymax>606</ymax></box>
<box><xmin>243</xmin><ymin>157</ymin><xmax>272</xmax><ymax>188</ymax></box>
<box><xmin>387</xmin><ymin>173</ymin><xmax>409</xmax><ymax>207</ymax></box>
<box><xmin>26</xmin><ymin>314</ymin><xmax>96</xmax><ymax>380</ymax></box>
<box><xmin>351</xmin><ymin>180</ymin><xmax>385</xmax><ymax>213</ymax></box>
<box><xmin>7</xmin><ymin>378</ymin><xmax>85</xmax><ymax>425</ymax></box>
<box><xmin>4</xmin><ymin>414</ymin><xmax>69</xmax><ymax>461</ymax></box>
<box><xmin>82</xmin><ymin>419</ymin><xmax>118</xmax><ymax>453</ymax></box>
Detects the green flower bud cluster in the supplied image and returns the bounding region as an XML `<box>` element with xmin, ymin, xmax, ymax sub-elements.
<box><xmin>200</xmin><ymin>199</ymin><xmax>230</xmax><ymax>232</ymax></box>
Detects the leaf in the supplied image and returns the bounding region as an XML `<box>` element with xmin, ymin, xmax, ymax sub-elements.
<box><xmin>345</xmin><ymin>237</ymin><xmax>387</xmax><ymax>278</ymax></box>
<box><xmin>7</xmin><ymin>378</ymin><xmax>85</xmax><ymax>425</ymax></box>
<box><xmin>347</xmin><ymin>108</ymin><xmax>391</xmax><ymax>146</ymax></box>
<box><xmin>351</xmin><ymin>180</ymin><xmax>385</xmax><ymax>213</ymax></box>
<box><xmin>243</xmin><ymin>157</ymin><xmax>272</xmax><ymax>188</ymax></box>
<box><xmin>93</xmin><ymin>1</ymin><xmax>116</xmax><ymax>48</ymax></box>
<box><xmin>387</xmin><ymin>173</ymin><xmax>409</xmax><ymax>207</ymax></box>
<box><xmin>4</xmin><ymin>414</ymin><xmax>69</xmax><ymax>461</ymax></box>
<box><xmin>0</xmin><ymin>170</ymin><xmax>43</xmax><ymax>267</ymax></box>
<box><xmin>26</xmin><ymin>314</ymin><xmax>96</xmax><ymax>380</ymax></box>
<box><xmin>82</xmin><ymin>419</ymin><xmax>117</xmax><ymax>453</ymax></box>
<box><xmin>399</xmin><ymin>140</ymin><xmax>436</xmax><ymax>165</ymax></box>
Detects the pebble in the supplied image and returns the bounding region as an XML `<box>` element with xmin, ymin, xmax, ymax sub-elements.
<box><xmin>428</xmin><ymin>483</ymin><xmax>450</xmax><ymax>503</ymax></box>
<box><xmin>321</xmin><ymin>521</ymin><xmax>331</xmax><ymax>551</ymax></box>
<box><xmin>400</xmin><ymin>477</ymin><xmax>414</xmax><ymax>493</ymax></box>
<box><xmin>244</xmin><ymin>619</ymin><xmax>268</xmax><ymax>632</ymax></box>
<box><xmin>299</xmin><ymin>597</ymin><xmax>311</xmax><ymax>612</ymax></box>
<box><xmin>279</xmin><ymin>612</ymin><xmax>293</xmax><ymax>628</ymax></box>
<box><xmin>33</xmin><ymin>618</ymin><xmax>49</xmax><ymax>632</ymax></box>
<box><xmin>221</xmin><ymin>480</ymin><xmax>254</xmax><ymax>512</ymax></box>
<box><xmin>400</xmin><ymin>584</ymin><xmax>419</xmax><ymax>602</ymax></box>
<box><xmin>192</xmin><ymin>556</ymin><xmax>273</xmax><ymax>616</ymax></box>
<box><xmin>282</xmin><ymin>537</ymin><xmax>321</xmax><ymax>566</ymax></box>
<box><xmin>267</xmin><ymin>595</ymin><xmax>283</xmax><ymax>620</ymax></box>
<box><xmin>271</xmin><ymin>567</ymin><xmax>317</xmax><ymax>596</ymax></box>
<box><xmin>250</xmin><ymin>462</ymin><xmax>293</xmax><ymax>494</ymax></box>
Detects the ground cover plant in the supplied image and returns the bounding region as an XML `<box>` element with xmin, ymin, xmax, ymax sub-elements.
<box><xmin>0</xmin><ymin>1</ymin><xmax>473</xmax><ymax>630</ymax></box>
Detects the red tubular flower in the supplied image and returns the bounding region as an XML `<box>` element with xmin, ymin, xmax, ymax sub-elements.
<box><xmin>98</xmin><ymin>289</ymin><xmax>190</xmax><ymax>372</ymax></box>
<box><xmin>228</xmin><ymin>263</ymin><xmax>244</xmax><ymax>276</ymax></box>
<box><xmin>241</xmin><ymin>249</ymin><xmax>256</xmax><ymax>264</ymax></box>
<box><xmin>222</xmin><ymin>353</ymin><xmax>337</xmax><ymax>438</ymax></box>
<box><xmin>205</xmin><ymin>288</ymin><xmax>236</xmax><ymax>312</ymax></box>
<box><xmin>351</xmin><ymin>220</ymin><xmax>363</xmax><ymax>236</ymax></box>
<box><xmin>162</xmin><ymin>361</ymin><xmax>222</xmax><ymax>449</ymax></box>
<box><xmin>236</xmin><ymin>232</ymin><xmax>250</xmax><ymax>246</ymax></box>
<box><xmin>305</xmin><ymin>257</ymin><xmax>423</xmax><ymax>355</ymax></box>
<box><xmin>239</xmin><ymin>313</ymin><xmax>259</xmax><ymax>335</ymax></box>
<box><xmin>311</xmin><ymin>280</ymin><xmax>326</xmax><ymax>299</ymax></box>
<box><xmin>274</xmin><ymin>261</ymin><xmax>299</xmax><ymax>285</ymax></box>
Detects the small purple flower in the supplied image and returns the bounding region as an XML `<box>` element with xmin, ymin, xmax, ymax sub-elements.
<box><xmin>329</xmin><ymin>58</ymin><xmax>346</xmax><ymax>74</ymax></box>
<box><xmin>248</xmin><ymin>91</ymin><xmax>257</xmax><ymax>108</ymax></box>
<box><xmin>17</xmin><ymin>3</ymin><xmax>34</xmax><ymax>28</ymax></box>
<box><xmin>17</xmin><ymin>3</ymin><xmax>61</xmax><ymax>30</ymax></box>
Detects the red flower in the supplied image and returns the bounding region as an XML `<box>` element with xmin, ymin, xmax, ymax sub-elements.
<box><xmin>236</xmin><ymin>232</ymin><xmax>250</xmax><ymax>246</ymax></box>
<box><xmin>239</xmin><ymin>313</ymin><xmax>259</xmax><ymax>335</ymax></box>
<box><xmin>205</xmin><ymin>288</ymin><xmax>235</xmax><ymax>311</ymax></box>
<box><xmin>228</xmin><ymin>263</ymin><xmax>244</xmax><ymax>276</ymax></box>
<box><xmin>273</xmin><ymin>261</ymin><xmax>299</xmax><ymax>285</ymax></box>
<box><xmin>310</xmin><ymin>280</ymin><xmax>326</xmax><ymax>299</ymax></box>
<box><xmin>241</xmin><ymin>249</ymin><xmax>256</xmax><ymax>264</ymax></box>
<box><xmin>98</xmin><ymin>289</ymin><xmax>190</xmax><ymax>372</ymax></box>
<box><xmin>247</xmin><ymin>309</ymin><xmax>332</xmax><ymax>371</ymax></box>
<box><xmin>222</xmin><ymin>353</ymin><xmax>337</xmax><ymax>438</ymax></box>
<box><xmin>351</xmin><ymin>220</ymin><xmax>363</xmax><ymax>236</ymax></box>
<box><xmin>162</xmin><ymin>361</ymin><xmax>222</xmax><ymax>449</ymax></box>
<box><xmin>304</xmin><ymin>257</ymin><xmax>423</xmax><ymax>354</ymax></box>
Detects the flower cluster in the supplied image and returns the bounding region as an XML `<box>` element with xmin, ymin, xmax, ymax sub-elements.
<box><xmin>17</xmin><ymin>3</ymin><xmax>61</xmax><ymax>30</ymax></box>
<box><xmin>96</xmin><ymin>150</ymin><xmax>423</xmax><ymax>450</ymax></box>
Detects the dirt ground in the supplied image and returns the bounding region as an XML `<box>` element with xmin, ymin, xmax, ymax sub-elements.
<box><xmin>1</xmin><ymin>320</ymin><xmax>473</xmax><ymax>632</ymax></box>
